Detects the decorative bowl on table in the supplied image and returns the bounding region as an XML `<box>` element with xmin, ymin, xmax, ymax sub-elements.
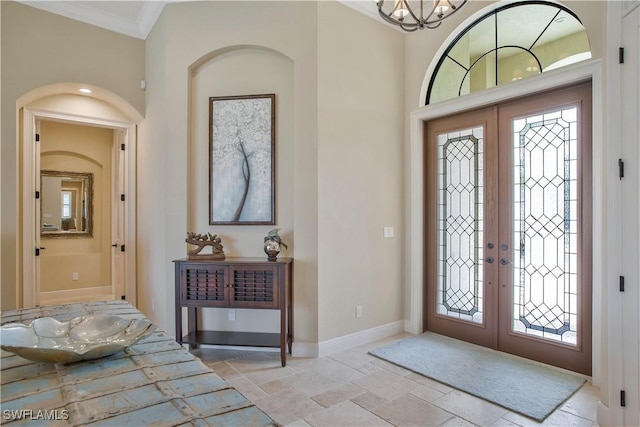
<box><xmin>0</xmin><ymin>314</ymin><xmax>156</xmax><ymax>364</ymax></box>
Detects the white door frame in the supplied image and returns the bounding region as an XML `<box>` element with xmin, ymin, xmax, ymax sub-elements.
<box><xmin>22</xmin><ymin>107</ymin><xmax>137</xmax><ymax>307</ymax></box>
<box><xmin>408</xmin><ymin>60</ymin><xmax>604</xmax><ymax>382</ymax></box>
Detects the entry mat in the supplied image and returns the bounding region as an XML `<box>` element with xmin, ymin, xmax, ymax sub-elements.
<box><xmin>369</xmin><ymin>332</ymin><xmax>586</xmax><ymax>421</ymax></box>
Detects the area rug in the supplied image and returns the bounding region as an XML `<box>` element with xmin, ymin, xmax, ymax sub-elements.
<box><xmin>369</xmin><ymin>332</ymin><xmax>586</xmax><ymax>421</ymax></box>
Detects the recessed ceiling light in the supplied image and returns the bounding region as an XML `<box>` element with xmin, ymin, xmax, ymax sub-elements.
<box><xmin>79</xmin><ymin>88</ymin><xmax>92</xmax><ymax>94</ymax></box>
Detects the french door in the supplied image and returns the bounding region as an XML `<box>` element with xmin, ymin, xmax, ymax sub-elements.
<box><xmin>424</xmin><ymin>83</ymin><xmax>592</xmax><ymax>375</ymax></box>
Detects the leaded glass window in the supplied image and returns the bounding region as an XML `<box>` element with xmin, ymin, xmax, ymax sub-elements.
<box><xmin>426</xmin><ymin>1</ymin><xmax>591</xmax><ymax>105</ymax></box>
<box><xmin>436</xmin><ymin>126</ymin><xmax>484</xmax><ymax>324</ymax></box>
<box><xmin>511</xmin><ymin>106</ymin><xmax>579</xmax><ymax>345</ymax></box>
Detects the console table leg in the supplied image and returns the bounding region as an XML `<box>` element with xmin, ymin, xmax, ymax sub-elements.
<box><xmin>287</xmin><ymin>302</ymin><xmax>293</xmax><ymax>354</ymax></box>
<box><xmin>280</xmin><ymin>306</ymin><xmax>287</xmax><ymax>366</ymax></box>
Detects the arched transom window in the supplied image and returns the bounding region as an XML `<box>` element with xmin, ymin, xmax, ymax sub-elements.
<box><xmin>426</xmin><ymin>1</ymin><xmax>592</xmax><ymax>105</ymax></box>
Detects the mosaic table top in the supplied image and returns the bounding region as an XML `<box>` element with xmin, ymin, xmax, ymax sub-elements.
<box><xmin>1</xmin><ymin>300</ymin><xmax>276</xmax><ymax>426</ymax></box>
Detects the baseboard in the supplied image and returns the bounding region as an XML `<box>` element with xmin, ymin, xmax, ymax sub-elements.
<box><xmin>316</xmin><ymin>320</ymin><xmax>406</xmax><ymax>358</ymax></box>
<box><xmin>292</xmin><ymin>341</ymin><xmax>319</xmax><ymax>358</ymax></box>
<box><xmin>597</xmin><ymin>401</ymin><xmax>610</xmax><ymax>426</ymax></box>
<box><xmin>404</xmin><ymin>318</ymin><xmax>421</xmax><ymax>335</ymax></box>
<box><xmin>39</xmin><ymin>286</ymin><xmax>112</xmax><ymax>305</ymax></box>
<box><xmin>182</xmin><ymin>320</ymin><xmax>408</xmax><ymax>359</ymax></box>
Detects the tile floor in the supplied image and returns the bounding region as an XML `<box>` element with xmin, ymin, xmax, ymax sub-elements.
<box><xmin>192</xmin><ymin>333</ymin><xmax>600</xmax><ymax>427</ymax></box>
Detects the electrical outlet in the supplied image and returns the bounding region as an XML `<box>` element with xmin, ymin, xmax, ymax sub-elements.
<box><xmin>72</xmin><ymin>272</ymin><xmax>79</xmax><ymax>281</ymax></box>
<box><xmin>356</xmin><ymin>305</ymin><xmax>363</xmax><ymax>318</ymax></box>
<box><xmin>228</xmin><ymin>309</ymin><xmax>236</xmax><ymax>321</ymax></box>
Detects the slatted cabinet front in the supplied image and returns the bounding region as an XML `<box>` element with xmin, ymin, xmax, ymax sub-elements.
<box><xmin>231</xmin><ymin>265</ymin><xmax>278</xmax><ymax>308</ymax></box>
<box><xmin>183</xmin><ymin>265</ymin><xmax>226</xmax><ymax>306</ymax></box>
<box><xmin>179</xmin><ymin>263</ymin><xmax>279</xmax><ymax>309</ymax></box>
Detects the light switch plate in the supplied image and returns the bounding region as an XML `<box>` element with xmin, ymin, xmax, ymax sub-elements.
<box><xmin>383</xmin><ymin>227</ymin><xmax>394</xmax><ymax>238</ymax></box>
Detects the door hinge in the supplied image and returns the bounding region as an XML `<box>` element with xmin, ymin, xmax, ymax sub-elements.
<box><xmin>620</xmin><ymin>276</ymin><xmax>625</xmax><ymax>292</ymax></box>
<box><xmin>619</xmin><ymin>159</ymin><xmax>625</xmax><ymax>179</ymax></box>
<box><xmin>120</xmin><ymin>245</ymin><xmax>125</xmax><ymax>252</ymax></box>
<box><xmin>121</xmin><ymin>295</ymin><xmax>126</xmax><ymax>300</ymax></box>
<box><xmin>35</xmin><ymin>247</ymin><xmax>40</xmax><ymax>256</ymax></box>
<box><xmin>619</xmin><ymin>47</ymin><xmax>625</xmax><ymax>64</ymax></box>
<box><xmin>620</xmin><ymin>390</ymin><xmax>626</xmax><ymax>407</ymax></box>
<box><xmin>121</xmin><ymin>143</ymin><xmax>125</xmax><ymax>151</ymax></box>
<box><xmin>35</xmin><ymin>133</ymin><xmax>40</xmax><ymax>142</ymax></box>
<box><xmin>120</xmin><ymin>194</ymin><xmax>125</xmax><ymax>202</ymax></box>
<box><xmin>35</xmin><ymin>191</ymin><xmax>40</xmax><ymax>199</ymax></box>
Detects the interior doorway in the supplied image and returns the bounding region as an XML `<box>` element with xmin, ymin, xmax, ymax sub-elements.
<box><xmin>424</xmin><ymin>82</ymin><xmax>592</xmax><ymax>375</ymax></box>
<box><xmin>20</xmin><ymin>87</ymin><xmax>139</xmax><ymax>309</ymax></box>
<box><xmin>36</xmin><ymin>119</ymin><xmax>124</xmax><ymax>305</ymax></box>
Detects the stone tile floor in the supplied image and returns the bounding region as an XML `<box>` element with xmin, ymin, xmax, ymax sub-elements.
<box><xmin>192</xmin><ymin>333</ymin><xmax>599</xmax><ymax>427</ymax></box>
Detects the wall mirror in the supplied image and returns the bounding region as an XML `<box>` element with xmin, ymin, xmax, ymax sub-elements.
<box><xmin>41</xmin><ymin>170</ymin><xmax>93</xmax><ymax>238</ymax></box>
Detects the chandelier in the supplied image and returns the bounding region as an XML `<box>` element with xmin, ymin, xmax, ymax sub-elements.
<box><xmin>377</xmin><ymin>0</ymin><xmax>468</xmax><ymax>32</ymax></box>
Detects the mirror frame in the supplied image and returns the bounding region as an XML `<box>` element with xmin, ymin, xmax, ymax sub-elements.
<box><xmin>40</xmin><ymin>170</ymin><xmax>94</xmax><ymax>238</ymax></box>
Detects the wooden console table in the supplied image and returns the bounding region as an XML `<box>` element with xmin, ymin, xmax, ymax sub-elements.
<box><xmin>173</xmin><ymin>257</ymin><xmax>293</xmax><ymax>367</ymax></box>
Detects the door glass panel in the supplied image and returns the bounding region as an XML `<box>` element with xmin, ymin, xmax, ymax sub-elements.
<box><xmin>437</xmin><ymin>126</ymin><xmax>484</xmax><ymax>324</ymax></box>
<box><xmin>512</xmin><ymin>106</ymin><xmax>578</xmax><ymax>345</ymax></box>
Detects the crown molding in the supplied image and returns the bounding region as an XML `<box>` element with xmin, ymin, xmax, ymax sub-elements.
<box><xmin>16</xmin><ymin>1</ymin><xmax>167</xmax><ymax>40</ymax></box>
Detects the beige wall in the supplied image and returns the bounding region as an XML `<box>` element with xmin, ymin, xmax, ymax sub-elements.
<box><xmin>39</xmin><ymin>121</ymin><xmax>112</xmax><ymax>292</ymax></box>
<box><xmin>139</xmin><ymin>1</ymin><xmax>406</xmax><ymax>345</ymax></box>
<box><xmin>317</xmin><ymin>1</ymin><xmax>405</xmax><ymax>341</ymax></box>
<box><xmin>0</xmin><ymin>1</ymin><xmax>144</xmax><ymax>309</ymax></box>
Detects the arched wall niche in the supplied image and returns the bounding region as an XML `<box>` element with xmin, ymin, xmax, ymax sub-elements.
<box><xmin>184</xmin><ymin>44</ymin><xmax>295</xmax><ymax>333</ymax></box>
<box><xmin>190</xmin><ymin>44</ymin><xmax>295</xmax><ymax>71</ymax></box>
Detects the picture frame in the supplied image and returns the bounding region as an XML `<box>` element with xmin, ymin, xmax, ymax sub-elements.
<box><xmin>209</xmin><ymin>94</ymin><xmax>276</xmax><ymax>225</ymax></box>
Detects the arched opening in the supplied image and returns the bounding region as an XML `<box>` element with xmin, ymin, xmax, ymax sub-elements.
<box><xmin>423</xmin><ymin>1</ymin><xmax>592</xmax><ymax>105</ymax></box>
<box><xmin>182</xmin><ymin>45</ymin><xmax>296</xmax><ymax>337</ymax></box>
<box><xmin>18</xmin><ymin>84</ymin><xmax>141</xmax><ymax>308</ymax></box>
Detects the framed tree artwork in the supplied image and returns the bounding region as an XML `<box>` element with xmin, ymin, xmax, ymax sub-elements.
<box><xmin>209</xmin><ymin>94</ymin><xmax>275</xmax><ymax>225</ymax></box>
